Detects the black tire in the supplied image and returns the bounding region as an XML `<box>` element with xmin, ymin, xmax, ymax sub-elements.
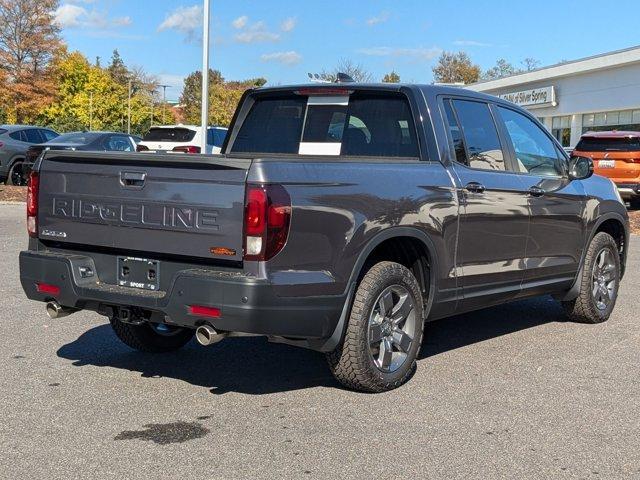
<box><xmin>327</xmin><ymin>261</ymin><xmax>425</xmax><ymax>393</ymax></box>
<box><xmin>562</xmin><ymin>232</ymin><xmax>621</xmax><ymax>324</ymax></box>
<box><xmin>109</xmin><ymin>317</ymin><xmax>194</xmax><ymax>353</ymax></box>
<box><xmin>7</xmin><ymin>161</ymin><xmax>26</xmax><ymax>186</ymax></box>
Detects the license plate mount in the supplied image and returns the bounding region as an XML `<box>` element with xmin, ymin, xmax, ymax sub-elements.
<box><xmin>117</xmin><ymin>257</ymin><xmax>160</xmax><ymax>291</ymax></box>
<box><xmin>598</xmin><ymin>159</ymin><xmax>616</xmax><ymax>169</ymax></box>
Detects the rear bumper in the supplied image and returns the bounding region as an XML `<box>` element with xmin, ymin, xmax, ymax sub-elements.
<box><xmin>615</xmin><ymin>183</ymin><xmax>640</xmax><ymax>199</ymax></box>
<box><xmin>19</xmin><ymin>250</ymin><xmax>345</xmax><ymax>347</ymax></box>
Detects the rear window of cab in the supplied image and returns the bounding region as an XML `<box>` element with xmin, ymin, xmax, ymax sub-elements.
<box><xmin>575</xmin><ymin>136</ymin><xmax>640</xmax><ymax>152</ymax></box>
<box><xmin>229</xmin><ymin>92</ymin><xmax>419</xmax><ymax>158</ymax></box>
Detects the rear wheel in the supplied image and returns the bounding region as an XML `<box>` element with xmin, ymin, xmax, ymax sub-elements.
<box><xmin>7</xmin><ymin>161</ymin><xmax>26</xmax><ymax>186</ymax></box>
<box><xmin>109</xmin><ymin>317</ymin><xmax>194</xmax><ymax>353</ymax></box>
<box><xmin>327</xmin><ymin>261</ymin><xmax>424</xmax><ymax>392</ymax></box>
<box><xmin>562</xmin><ymin>232</ymin><xmax>620</xmax><ymax>324</ymax></box>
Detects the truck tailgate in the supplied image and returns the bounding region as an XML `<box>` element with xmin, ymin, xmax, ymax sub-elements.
<box><xmin>37</xmin><ymin>151</ymin><xmax>251</xmax><ymax>262</ymax></box>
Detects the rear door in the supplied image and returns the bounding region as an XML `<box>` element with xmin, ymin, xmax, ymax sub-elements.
<box><xmin>37</xmin><ymin>152</ymin><xmax>251</xmax><ymax>262</ymax></box>
<box><xmin>495</xmin><ymin>105</ymin><xmax>586</xmax><ymax>288</ymax></box>
<box><xmin>442</xmin><ymin>98</ymin><xmax>529</xmax><ymax>309</ymax></box>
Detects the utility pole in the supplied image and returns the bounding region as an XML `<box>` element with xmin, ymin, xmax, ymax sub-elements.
<box><xmin>89</xmin><ymin>91</ymin><xmax>93</xmax><ymax>131</ymax></box>
<box><xmin>201</xmin><ymin>0</ymin><xmax>211</xmax><ymax>154</ymax></box>
<box><xmin>159</xmin><ymin>85</ymin><xmax>170</xmax><ymax>124</ymax></box>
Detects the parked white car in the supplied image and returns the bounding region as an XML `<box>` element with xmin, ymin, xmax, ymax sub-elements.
<box><xmin>137</xmin><ymin>125</ymin><xmax>228</xmax><ymax>154</ymax></box>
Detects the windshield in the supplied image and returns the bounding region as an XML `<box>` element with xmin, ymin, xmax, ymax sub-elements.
<box><xmin>53</xmin><ymin>132</ymin><xmax>102</xmax><ymax>144</ymax></box>
<box><xmin>576</xmin><ymin>136</ymin><xmax>640</xmax><ymax>152</ymax></box>
<box><xmin>143</xmin><ymin>127</ymin><xmax>196</xmax><ymax>142</ymax></box>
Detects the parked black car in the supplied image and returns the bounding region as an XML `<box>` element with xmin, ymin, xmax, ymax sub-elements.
<box><xmin>0</xmin><ymin>125</ymin><xmax>58</xmax><ymax>185</ymax></box>
<box><xmin>25</xmin><ymin>131</ymin><xmax>138</xmax><ymax>172</ymax></box>
<box><xmin>20</xmin><ymin>83</ymin><xmax>629</xmax><ymax>392</ymax></box>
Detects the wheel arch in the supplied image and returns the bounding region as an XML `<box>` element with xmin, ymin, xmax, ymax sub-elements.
<box><xmin>317</xmin><ymin>227</ymin><xmax>438</xmax><ymax>352</ymax></box>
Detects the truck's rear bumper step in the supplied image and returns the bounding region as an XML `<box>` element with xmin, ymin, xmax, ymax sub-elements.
<box><xmin>19</xmin><ymin>250</ymin><xmax>344</xmax><ymax>342</ymax></box>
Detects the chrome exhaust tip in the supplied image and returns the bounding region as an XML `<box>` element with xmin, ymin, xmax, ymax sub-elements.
<box><xmin>46</xmin><ymin>301</ymin><xmax>74</xmax><ymax>319</ymax></box>
<box><xmin>195</xmin><ymin>324</ymin><xmax>227</xmax><ymax>346</ymax></box>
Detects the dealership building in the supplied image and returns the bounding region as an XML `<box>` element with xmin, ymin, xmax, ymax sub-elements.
<box><xmin>466</xmin><ymin>45</ymin><xmax>640</xmax><ymax>148</ymax></box>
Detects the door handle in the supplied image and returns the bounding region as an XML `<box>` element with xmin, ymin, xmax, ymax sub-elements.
<box><xmin>465</xmin><ymin>182</ymin><xmax>486</xmax><ymax>194</ymax></box>
<box><xmin>120</xmin><ymin>171</ymin><xmax>146</xmax><ymax>189</ymax></box>
<box><xmin>528</xmin><ymin>185</ymin><xmax>545</xmax><ymax>197</ymax></box>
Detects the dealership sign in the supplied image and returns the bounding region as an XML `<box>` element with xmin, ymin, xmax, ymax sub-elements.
<box><xmin>499</xmin><ymin>86</ymin><xmax>557</xmax><ymax>108</ymax></box>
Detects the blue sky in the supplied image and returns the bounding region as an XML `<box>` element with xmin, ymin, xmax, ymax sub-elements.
<box><xmin>56</xmin><ymin>0</ymin><xmax>640</xmax><ymax>102</ymax></box>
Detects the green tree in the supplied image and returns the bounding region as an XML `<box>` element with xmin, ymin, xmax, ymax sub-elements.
<box><xmin>107</xmin><ymin>49</ymin><xmax>129</xmax><ymax>86</ymax></box>
<box><xmin>482</xmin><ymin>58</ymin><xmax>518</xmax><ymax>81</ymax></box>
<box><xmin>432</xmin><ymin>51</ymin><xmax>480</xmax><ymax>85</ymax></box>
<box><xmin>179</xmin><ymin>70</ymin><xmax>264</xmax><ymax>127</ymax></box>
<box><xmin>382</xmin><ymin>71</ymin><xmax>400</xmax><ymax>83</ymax></box>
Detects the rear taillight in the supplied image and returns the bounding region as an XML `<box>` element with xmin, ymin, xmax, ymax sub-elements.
<box><xmin>26</xmin><ymin>171</ymin><xmax>39</xmax><ymax>238</ymax></box>
<box><xmin>172</xmin><ymin>145</ymin><xmax>201</xmax><ymax>154</ymax></box>
<box><xmin>0</xmin><ymin>141</ymin><xmax>4</xmax><ymax>148</ymax></box>
<box><xmin>136</xmin><ymin>144</ymin><xmax>149</xmax><ymax>152</ymax></box>
<box><xmin>243</xmin><ymin>184</ymin><xmax>291</xmax><ymax>261</ymax></box>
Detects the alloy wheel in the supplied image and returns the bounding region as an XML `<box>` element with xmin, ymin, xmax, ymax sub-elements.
<box><xmin>591</xmin><ymin>248</ymin><xmax>617</xmax><ymax>311</ymax></box>
<box><xmin>367</xmin><ymin>285</ymin><xmax>417</xmax><ymax>373</ymax></box>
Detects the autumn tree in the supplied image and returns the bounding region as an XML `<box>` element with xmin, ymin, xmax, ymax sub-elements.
<box><xmin>382</xmin><ymin>71</ymin><xmax>400</xmax><ymax>83</ymax></box>
<box><xmin>432</xmin><ymin>51</ymin><xmax>480</xmax><ymax>85</ymax></box>
<box><xmin>0</xmin><ymin>0</ymin><xmax>62</xmax><ymax>123</ymax></box>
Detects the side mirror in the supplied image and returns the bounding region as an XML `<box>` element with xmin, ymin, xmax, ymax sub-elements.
<box><xmin>569</xmin><ymin>156</ymin><xmax>594</xmax><ymax>180</ymax></box>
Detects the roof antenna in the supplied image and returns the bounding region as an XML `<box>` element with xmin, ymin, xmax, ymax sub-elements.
<box><xmin>335</xmin><ymin>72</ymin><xmax>355</xmax><ymax>83</ymax></box>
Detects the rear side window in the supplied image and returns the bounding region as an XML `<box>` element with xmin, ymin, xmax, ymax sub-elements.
<box><xmin>9</xmin><ymin>130</ymin><xmax>26</xmax><ymax>142</ymax></box>
<box><xmin>230</xmin><ymin>92</ymin><xmax>419</xmax><ymax>158</ymax></box>
<box><xmin>143</xmin><ymin>128</ymin><xmax>196</xmax><ymax>142</ymax></box>
<box><xmin>451</xmin><ymin>99</ymin><xmax>506</xmax><ymax>171</ymax></box>
<box><xmin>443</xmin><ymin>100</ymin><xmax>468</xmax><ymax>165</ymax></box>
<box><xmin>575</xmin><ymin>136</ymin><xmax>640</xmax><ymax>152</ymax></box>
<box><xmin>24</xmin><ymin>129</ymin><xmax>43</xmax><ymax>143</ymax></box>
<box><xmin>0</xmin><ymin>128</ymin><xmax>7</xmax><ymax>135</ymax></box>
<box><xmin>40</xmin><ymin>129</ymin><xmax>58</xmax><ymax>142</ymax></box>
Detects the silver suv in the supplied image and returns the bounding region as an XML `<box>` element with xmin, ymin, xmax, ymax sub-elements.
<box><xmin>0</xmin><ymin>125</ymin><xmax>58</xmax><ymax>185</ymax></box>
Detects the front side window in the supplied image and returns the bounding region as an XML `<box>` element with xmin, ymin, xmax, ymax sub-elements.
<box><xmin>451</xmin><ymin>99</ymin><xmax>506</xmax><ymax>171</ymax></box>
<box><xmin>104</xmin><ymin>135</ymin><xmax>133</xmax><ymax>152</ymax></box>
<box><xmin>40</xmin><ymin>129</ymin><xmax>59</xmax><ymax>142</ymax></box>
<box><xmin>498</xmin><ymin>106</ymin><xmax>565</xmax><ymax>176</ymax></box>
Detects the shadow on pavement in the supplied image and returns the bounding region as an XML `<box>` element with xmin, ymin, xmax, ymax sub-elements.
<box><xmin>57</xmin><ymin>296</ymin><xmax>566</xmax><ymax>395</ymax></box>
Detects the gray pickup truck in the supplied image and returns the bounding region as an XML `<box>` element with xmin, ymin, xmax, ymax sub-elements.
<box><xmin>20</xmin><ymin>83</ymin><xmax>629</xmax><ymax>392</ymax></box>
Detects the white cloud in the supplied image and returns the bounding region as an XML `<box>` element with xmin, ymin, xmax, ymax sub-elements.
<box><xmin>232</xmin><ymin>15</ymin><xmax>248</xmax><ymax>29</ymax></box>
<box><xmin>261</xmin><ymin>51</ymin><xmax>302</xmax><ymax>66</ymax></box>
<box><xmin>54</xmin><ymin>3</ymin><xmax>132</xmax><ymax>29</ymax></box>
<box><xmin>158</xmin><ymin>5</ymin><xmax>203</xmax><ymax>40</ymax></box>
<box><xmin>367</xmin><ymin>11</ymin><xmax>390</xmax><ymax>26</ymax></box>
<box><xmin>453</xmin><ymin>40</ymin><xmax>493</xmax><ymax>47</ymax></box>
<box><xmin>280</xmin><ymin>17</ymin><xmax>297</xmax><ymax>32</ymax></box>
<box><xmin>234</xmin><ymin>21</ymin><xmax>280</xmax><ymax>43</ymax></box>
<box><xmin>53</xmin><ymin>4</ymin><xmax>86</xmax><ymax>28</ymax></box>
<box><xmin>357</xmin><ymin>46</ymin><xmax>442</xmax><ymax>61</ymax></box>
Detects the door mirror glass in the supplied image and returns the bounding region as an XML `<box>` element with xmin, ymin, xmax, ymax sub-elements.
<box><xmin>569</xmin><ymin>156</ymin><xmax>594</xmax><ymax>180</ymax></box>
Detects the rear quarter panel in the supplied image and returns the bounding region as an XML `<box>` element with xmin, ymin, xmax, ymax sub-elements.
<box><xmin>249</xmin><ymin>159</ymin><xmax>459</xmax><ymax>307</ymax></box>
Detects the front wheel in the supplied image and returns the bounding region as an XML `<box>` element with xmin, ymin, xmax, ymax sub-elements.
<box><xmin>327</xmin><ymin>261</ymin><xmax>425</xmax><ymax>392</ymax></box>
<box><xmin>109</xmin><ymin>317</ymin><xmax>194</xmax><ymax>353</ymax></box>
<box><xmin>562</xmin><ymin>232</ymin><xmax>621</xmax><ymax>324</ymax></box>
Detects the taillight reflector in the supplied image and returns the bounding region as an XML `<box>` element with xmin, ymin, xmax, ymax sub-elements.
<box><xmin>188</xmin><ymin>305</ymin><xmax>221</xmax><ymax>318</ymax></box>
<box><xmin>36</xmin><ymin>282</ymin><xmax>60</xmax><ymax>296</ymax></box>
<box><xmin>27</xmin><ymin>171</ymin><xmax>39</xmax><ymax>237</ymax></box>
<box><xmin>243</xmin><ymin>184</ymin><xmax>291</xmax><ymax>261</ymax></box>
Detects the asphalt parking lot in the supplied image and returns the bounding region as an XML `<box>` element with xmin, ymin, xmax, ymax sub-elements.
<box><xmin>1</xmin><ymin>203</ymin><xmax>639</xmax><ymax>479</ymax></box>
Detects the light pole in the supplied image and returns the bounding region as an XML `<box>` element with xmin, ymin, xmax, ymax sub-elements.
<box><xmin>201</xmin><ymin>0</ymin><xmax>211</xmax><ymax>153</ymax></box>
<box><xmin>127</xmin><ymin>79</ymin><xmax>132</xmax><ymax>134</ymax></box>
<box><xmin>159</xmin><ymin>84</ymin><xmax>170</xmax><ymax>124</ymax></box>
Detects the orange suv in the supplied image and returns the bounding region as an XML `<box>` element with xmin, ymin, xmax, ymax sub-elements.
<box><xmin>573</xmin><ymin>131</ymin><xmax>640</xmax><ymax>208</ymax></box>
